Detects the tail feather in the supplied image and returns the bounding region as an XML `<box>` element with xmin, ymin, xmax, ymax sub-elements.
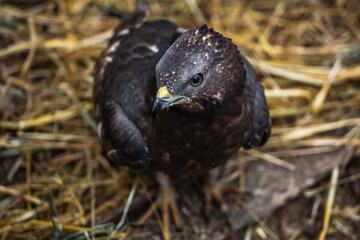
<box><xmin>96</xmin><ymin>0</ymin><xmax>147</xmax><ymax>19</ymax></box>
<box><xmin>109</xmin><ymin>0</ymin><xmax>148</xmax><ymax>42</ymax></box>
<box><xmin>123</xmin><ymin>0</ymin><xmax>148</xmax><ymax>22</ymax></box>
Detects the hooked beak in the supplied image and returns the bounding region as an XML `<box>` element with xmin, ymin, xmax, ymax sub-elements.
<box><xmin>152</xmin><ymin>86</ymin><xmax>183</xmax><ymax>118</ymax></box>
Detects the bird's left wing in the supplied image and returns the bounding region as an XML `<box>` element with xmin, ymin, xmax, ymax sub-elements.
<box><xmin>242</xmin><ymin>56</ymin><xmax>271</xmax><ymax>148</ymax></box>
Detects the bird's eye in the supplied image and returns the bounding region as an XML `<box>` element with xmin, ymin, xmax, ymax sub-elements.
<box><xmin>190</xmin><ymin>73</ymin><xmax>203</xmax><ymax>87</ymax></box>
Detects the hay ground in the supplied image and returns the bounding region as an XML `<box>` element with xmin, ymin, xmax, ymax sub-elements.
<box><xmin>0</xmin><ymin>0</ymin><xmax>359</xmax><ymax>239</ymax></box>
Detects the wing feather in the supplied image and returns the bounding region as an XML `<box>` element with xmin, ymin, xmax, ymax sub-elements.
<box><xmin>93</xmin><ymin>5</ymin><xmax>178</xmax><ymax>169</ymax></box>
<box><xmin>242</xmin><ymin>57</ymin><xmax>271</xmax><ymax>148</ymax></box>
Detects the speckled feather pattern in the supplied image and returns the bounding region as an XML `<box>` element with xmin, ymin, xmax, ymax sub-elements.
<box><xmin>156</xmin><ymin>25</ymin><xmax>245</xmax><ymax>101</ymax></box>
<box><xmin>93</xmin><ymin>5</ymin><xmax>271</xmax><ymax>175</ymax></box>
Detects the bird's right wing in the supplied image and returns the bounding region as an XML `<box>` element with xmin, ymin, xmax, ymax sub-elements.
<box><xmin>93</xmin><ymin>2</ymin><xmax>179</xmax><ymax>169</ymax></box>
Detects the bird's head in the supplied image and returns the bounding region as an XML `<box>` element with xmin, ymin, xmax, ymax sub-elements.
<box><xmin>153</xmin><ymin>24</ymin><xmax>246</xmax><ymax>115</ymax></box>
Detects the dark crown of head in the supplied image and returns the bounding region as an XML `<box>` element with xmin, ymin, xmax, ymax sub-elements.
<box><xmin>178</xmin><ymin>24</ymin><xmax>238</xmax><ymax>53</ymax></box>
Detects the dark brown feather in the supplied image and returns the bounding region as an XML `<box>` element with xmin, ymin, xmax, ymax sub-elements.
<box><xmin>93</xmin><ymin>4</ymin><xmax>271</xmax><ymax>175</ymax></box>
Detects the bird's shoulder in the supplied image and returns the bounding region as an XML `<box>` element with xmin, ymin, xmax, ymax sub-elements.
<box><xmin>94</xmin><ymin>17</ymin><xmax>179</xmax><ymax>121</ymax></box>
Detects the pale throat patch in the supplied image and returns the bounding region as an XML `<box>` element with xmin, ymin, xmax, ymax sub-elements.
<box><xmin>212</xmin><ymin>91</ymin><xmax>223</xmax><ymax>101</ymax></box>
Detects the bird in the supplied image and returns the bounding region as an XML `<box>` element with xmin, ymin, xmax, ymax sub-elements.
<box><xmin>93</xmin><ymin>0</ymin><xmax>271</xmax><ymax>238</ymax></box>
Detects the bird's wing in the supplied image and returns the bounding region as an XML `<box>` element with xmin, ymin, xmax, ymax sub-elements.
<box><xmin>93</xmin><ymin>4</ymin><xmax>178</xmax><ymax>169</ymax></box>
<box><xmin>242</xmin><ymin>56</ymin><xmax>272</xmax><ymax>148</ymax></box>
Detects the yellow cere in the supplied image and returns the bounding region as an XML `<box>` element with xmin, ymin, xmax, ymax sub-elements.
<box><xmin>156</xmin><ymin>86</ymin><xmax>174</xmax><ymax>98</ymax></box>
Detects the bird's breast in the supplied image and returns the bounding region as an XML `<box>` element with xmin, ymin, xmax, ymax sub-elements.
<box><xmin>151</xmin><ymin>101</ymin><xmax>253</xmax><ymax>175</ymax></box>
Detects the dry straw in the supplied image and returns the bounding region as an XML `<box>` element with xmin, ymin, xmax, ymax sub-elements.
<box><xmin>0</xmin><ymin>0</ymin><xmax>359</xmax><ymax>239</ymax></box>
